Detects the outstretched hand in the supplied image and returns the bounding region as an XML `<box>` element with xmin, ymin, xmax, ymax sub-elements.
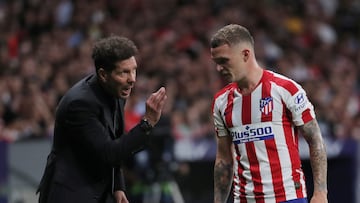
<box><xmin>143</xmin><ymin>87</ymin><xmax>167</xmax><ymax>126</ymax></box>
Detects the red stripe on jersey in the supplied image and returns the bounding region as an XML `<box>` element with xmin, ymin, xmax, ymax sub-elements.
<box><xmin>247</xmin><ymin>142</ymin><xmax>264</xmax><ymax>203</ymax></box>
<box><xmin>242</xmin><ymin>94</ymin><xmax>251</xmax><ymax>125</ymax></box>
<box><xmin>242</xmin><ymin>95</ymin><xmax>264</xmax><ymax>203</ymax></box>
<box><xmin>282</xmin><ymin>103</ymin><xmax>304</xmax><ymax>198</ymax></box>
<box><xmin>214</xmin><ymin>83</ymin><xmax>236</xmax><ymax>100</ymax></box>
<box><xmin>212</xmin><ymin>83</ymin><xmax>237</xmax><ymax>121</ymax></box>
<box><xmin>261</xmin><ymin>77</ymin><xmax>286</xmax><ymax>202</ymax></box>
<box><xmin>301</xmin><ymin>108</ymin><xmax>313</xmax><ymax>124</ymax></box>
<box><xmin>260</xmin><ymin>72</ymin><xmax>273</xmax><ymax>122</ymax></box>
<box><xmin>224</xmin><ymin>88</ymin><xmax>235</xmax><ymax>128</ymax></box>
<box><xmin>234</xmin><ymin>146</ymin><xmax>248</xmax><ymax>203</ymax></box>
<box><xmin>270</xmin><ymin>72</ymin><xmax>299</xmax><ymax>96</ymax></box>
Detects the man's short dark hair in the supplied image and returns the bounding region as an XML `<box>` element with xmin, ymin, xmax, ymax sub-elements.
<box><xmin>210</xmin><ymin>24</ymin><xmax>254</xmax><ymax>48</ymax></box>
<box><xmin>92</xmin><ymin>36</ymin><xmax>138</xmax><ymax>73</ymax></box>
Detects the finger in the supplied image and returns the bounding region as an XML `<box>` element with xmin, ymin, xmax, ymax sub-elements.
<box><xmin>155</xmin><ymin>91</ymin><xmax>167</xmax><ymax>108</ymax></box>
<box><xmin>156</xmin><ymin>86</ymin><xmax>165</xmax><ymax>93</ymax></box>
<box><xmin>148</xmin><ymin>87</ymin><xmax>165</xmax><ymax>101</ymax></box>
<box><xmin>157</xmin><ymin>87</ymin><xmax>166</xmax><ymax>95</ymax></box>
<box><xmin>158</xmin><ymin>95</ymin><xmax>167</xmax><ymax>109</ymax></box>
<box><xmin>145</xmin><ymin>87</ymin><xmax>166</xmax><ymax>112</ymax></box>
<box><xmin>152</xmin><ymin>87</ymin><xmax>167</xmax><ymax>103</ymax></box>
<box><xmin>154</xmin><ymin>94</ymin><xmax>167</xmax><ymax>110</ymax></box>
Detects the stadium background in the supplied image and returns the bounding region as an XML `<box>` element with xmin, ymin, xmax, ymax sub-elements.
<box><xmin>0</xmin><ymin>0</ymin><xmax>359</xmax><ymax>202</ymax></box>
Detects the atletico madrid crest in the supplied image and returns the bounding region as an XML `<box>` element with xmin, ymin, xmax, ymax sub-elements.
<box><xmin>260</xmin><ymin>97</ymin><xmax>273</xmax><ymax>115</ymax></box>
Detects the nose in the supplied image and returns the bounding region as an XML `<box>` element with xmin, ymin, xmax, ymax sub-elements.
<box><xmin>128</xmin><ymin>71</ymin><xmax>136</xmax><ymax>83</ymax></box>
<box><xmin>216</xmin><ymin>64</ymin><xmax>224</xmax><ymax>72</ymax></box>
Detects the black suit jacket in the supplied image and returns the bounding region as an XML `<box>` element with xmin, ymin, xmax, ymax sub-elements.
<box><xmin>37</xmin><ymin>74</ymin><xmax>150</xmax><ymax>203</ymax></box>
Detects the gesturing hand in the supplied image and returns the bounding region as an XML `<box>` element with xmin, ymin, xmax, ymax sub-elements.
<box><xmin>143</xmin><ymin>87</ymin><xmax>167</xmax><ymax>126</ymax></box>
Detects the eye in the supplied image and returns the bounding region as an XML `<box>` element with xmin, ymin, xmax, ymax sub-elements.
<box><xmin>116</xmin><ymin>68</ymin><xmax>136</xmax><ymax>76</ymax></box>
<box><xmin>214</xmin><ymin>58</ymin><xmax>228</xmax><ymax>65</ymax></box>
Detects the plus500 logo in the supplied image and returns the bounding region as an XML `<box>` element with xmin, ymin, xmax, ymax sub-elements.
<box><xmin>231</xmin><ymin>126</ymin><xmax>273</xmax><ymax>139</ymax></box>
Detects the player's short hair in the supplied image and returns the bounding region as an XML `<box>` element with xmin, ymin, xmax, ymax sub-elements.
<box><xmin>210</xmin><ymin>24</ymin><xmax>254</xmax><ymax>48</ymax></box>
<box><xmin>92</xmin><ymin>35</ymin><xmax>138</xmax><ymax>73</ymax></box>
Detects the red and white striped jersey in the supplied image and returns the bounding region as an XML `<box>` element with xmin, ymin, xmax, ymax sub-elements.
<box><xmin>212</xmin><ymin>70</ymin><xmax>315</xmax><ymax>203</ymax></box>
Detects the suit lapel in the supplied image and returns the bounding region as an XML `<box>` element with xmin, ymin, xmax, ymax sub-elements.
<box><xmin>103</xmin><ymin>104</ymin><xmax>117</xmax><ymax>139</ymax></box>
<box><xmin>117</xmin><ymin>99</ymin><xmax>125</xmax><ymax>135</ymax></box>
<box><xmin>86</xmin><ymin>74</ymin><xmax>117</xmax><ymax>139</ymax></box>
<box><xmin>86</xmin><ymin>74</ymin><xmax>128</xmax><ymax>139</ymax></box>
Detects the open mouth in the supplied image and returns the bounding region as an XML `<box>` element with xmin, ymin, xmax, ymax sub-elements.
<box><xmin>121</xmin><ymin>87</ymin><xmax>132</xmax><ymax>96</ymax></box>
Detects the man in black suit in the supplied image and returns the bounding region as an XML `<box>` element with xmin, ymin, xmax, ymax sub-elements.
<box><xmin>37</xmin><ymin>36</ymin><xmax>167</xmax><ymax>203</ymax></box>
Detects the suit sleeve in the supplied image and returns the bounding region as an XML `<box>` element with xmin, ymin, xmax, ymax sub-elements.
<box><xmin>64</xmin><ymin>99</ymin><xmax>150</xmax><ymax>166</ymax></box>
<box><xmin>114</xmin><ymin>167</ymin><xmax>126</xmax><ymax>191</ymax></box>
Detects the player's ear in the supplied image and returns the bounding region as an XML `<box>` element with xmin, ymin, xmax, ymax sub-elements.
<box><xmin>242</xmin><ymin>49</ymin><xmax>250</xmax><ymax>62</ymax></box>
<box><xmin>98</xmin><ymin>68</ymin><xmax>108</xmax><ymax>83</ymax></box>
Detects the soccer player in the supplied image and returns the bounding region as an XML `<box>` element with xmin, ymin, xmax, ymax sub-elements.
<box><xmin>211</xmin><ymin>24</ymin><xmax>328</xmax><ymax>203</ymax></box>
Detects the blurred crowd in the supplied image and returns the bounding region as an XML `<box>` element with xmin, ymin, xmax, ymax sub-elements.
<box><xmin>0</xmin><ymin>0</ymin><xmax>359</xmax><ymax>202</ymax></box>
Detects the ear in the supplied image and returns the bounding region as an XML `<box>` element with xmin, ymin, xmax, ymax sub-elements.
<box><xmin>242</xmin><ymin>49</ymin><xmax>250</xmax><ymax>62</ymax></box>
<box><xmin>97</xmin><ymin>68</ymin><xmax>108</xmax><ymax>82</ymax></box>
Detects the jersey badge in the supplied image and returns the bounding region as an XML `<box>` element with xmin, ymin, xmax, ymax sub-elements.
<box><xmin>294</xmin><ymin>93</ymin><xmax>308</xmax><ymax>113</ymax></box>
<box><xmin>260</xmin><ymin>97</ymin><xmax>273</xmax><ymax>115</ymax></box>
<box><xmin>294</xmin><ymin>93</ymin><xmax>305</xmax><ymax>104</ymax></box>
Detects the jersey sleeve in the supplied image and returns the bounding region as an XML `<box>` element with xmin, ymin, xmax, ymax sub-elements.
<box><xmin>212</xmin><ymin>98</ymin><xmax>229</xmax><ymax>137</ymax></box>
<box><xmin>284</xmin><ymin>85</ymin><xmax>316</xmax><ymax>126</ymax></box>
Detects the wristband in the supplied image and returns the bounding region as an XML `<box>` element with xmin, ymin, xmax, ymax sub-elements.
<box><xmin>140</xmin><ymin>118</ymin><xmax>153</xmax><ymax>132</ymax></box>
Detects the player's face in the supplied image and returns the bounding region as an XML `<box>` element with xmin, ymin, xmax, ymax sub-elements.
<box><xmin>211</xmin><ymin>44</ymin><xmax>245</xmax><ymax>83</ymax></box>
<box><xmin>104</xmin><ymin>56</ymin><xmax>137</xmax><ymax>99</ymax></box>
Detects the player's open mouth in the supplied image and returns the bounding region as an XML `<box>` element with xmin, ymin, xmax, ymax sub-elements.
<box><xmin>122</xmin><ymin>87</ymin><xmax>132</xmax><ymax>95</ymax></box>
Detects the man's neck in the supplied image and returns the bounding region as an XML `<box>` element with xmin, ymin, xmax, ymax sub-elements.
<box><xmin>237</xmin><ymin>66</ymin><xmax>263</xmax><ymax>95</ymax></box>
